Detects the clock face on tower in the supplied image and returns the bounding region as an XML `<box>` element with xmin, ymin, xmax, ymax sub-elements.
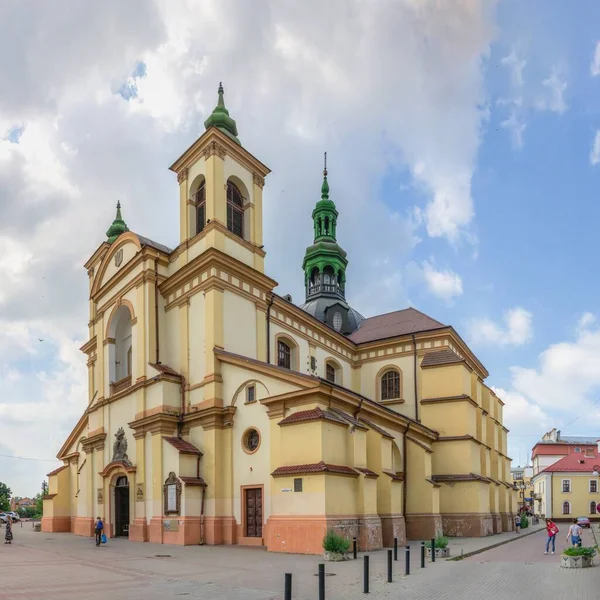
<box><xmin>333</xmin><ymin>311</ymin><xmax>343</xmax><ymax>332</ymax></box>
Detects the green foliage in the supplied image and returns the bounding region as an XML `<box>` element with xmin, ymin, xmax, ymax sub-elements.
<box><xmin>18</xmin><ymin>507</ymin><xmax>39</xmax><ymax>519</ymax></box>
<box><xmin>322</xmin><ymin>530</ymin><xmax>351</xmax><ymax>554</ymax></box>
<box><xmin>0</xmin><ymin>482</ymin><xmax>11</xmax><ymax>512</ymax></box>
<box><xmin>425</xmin><ymin>536</ymin><xmax>449</xmax><ymax>549</ymax></box>
<box><xmin>563</xmin><ymin>546</ymin><xmax>596</xmax><ymax>557</ymax></box>
<box><xmin>35</xmin><ymin>493</ymin><xmax>43</xmax><ymax>516</ymax></box>
<box><xmin>519</xmin><ymin>513</ymin><xmax>529</xmax><ymax>530</ymax></box>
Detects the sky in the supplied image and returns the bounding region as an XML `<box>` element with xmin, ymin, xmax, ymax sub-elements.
<box><xmin>1</xmin><ymin>0</ymin><xmax>600</xmax><ymax>496</ymax></box>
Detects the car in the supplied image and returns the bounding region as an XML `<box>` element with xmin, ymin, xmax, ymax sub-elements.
<box><xmin>577</xmin><ymin>516</ymin><xmax>591</xmax><ymax>528</ymax></box>
<box><xmin>6</xmin><ymin>512</ymin><xmax>20</xmax><ymax>521</ymax></box>
<box><xmin>0</xmin><ymin>513</ymin><xmax>7</xmax><ymax>524</ymax></box>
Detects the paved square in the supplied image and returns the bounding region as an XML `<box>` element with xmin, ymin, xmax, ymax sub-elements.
<box><xmin>0</xmin><ymin>525</ymin><xmax>598</xmax><ymax>599</ymax></box>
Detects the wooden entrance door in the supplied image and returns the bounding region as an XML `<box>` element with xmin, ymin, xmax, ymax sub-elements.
<box><xmin>245</xmin><ymin>488</ymin><xmax>263</xmax><ymax>537</ymax></box>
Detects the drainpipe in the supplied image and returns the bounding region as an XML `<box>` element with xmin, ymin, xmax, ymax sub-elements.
<box><xmin>403</xmin><ymin>424</ymin><xmax>410</xmax><ymax>526</ymax></box>
<box><xmin>155</xmin><ymin>260</ymin><xmax>160</xmax><ymax>364</ymax></box>
<box><xmin>177</xmin><ymin>374</ymin><xmax>186</xmax><ymax>439</ymax></box>
<box><xmin>412</xmin><ymin>335</ymin><xmax>419</xmax><ymax>423</ymax></box>
<box><xmin>266</xmin><ymin>295</ymin><xmax>275</xmax><ymax>363</ymax></box>
<box><xmin>200</xmin><ymin>484</ymin><xmax>206</xmax><ymax>545</ymax></box>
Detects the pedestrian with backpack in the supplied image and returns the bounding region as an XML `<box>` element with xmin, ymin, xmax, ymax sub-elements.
<box><xmin>94</xmin><ymin>516</ymin><xmax>104</xmax><ymax>547</ymax></box>
<box><xmin>545</xmin><ymin>518</ymin><xmax>559</xmax><ymax>554</ymax></box>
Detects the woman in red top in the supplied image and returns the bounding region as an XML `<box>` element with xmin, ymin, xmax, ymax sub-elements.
<box><xmin>545</xmin><ymin>518</ymin><xmax>559</xmax><ymax>554</ymax></box>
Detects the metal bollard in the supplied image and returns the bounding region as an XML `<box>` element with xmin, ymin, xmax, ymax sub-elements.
<box><xmin>431</xmin><ymin>538</ymin><xmax>436</xmax><ymax>562</ymax></box>
<box><xmin>387</xmin><ymin>549</ymin><xmax>393</xmax><ymax>583</ymax></box>
<box><xmin>393</xmin><ymin>536</ymin><xmax>398</xmax><ymax>561</ymax></box>
<box><xmin>353</xmin><ymin>537</ymin><xmax>357</xmax><ymax>559</ymax></box>
<box><xmin>421</xmin><ymin>541</ymin><xmax>425</xmax><ymax>568</ymax></box>
<box><xmin>405</xmin><ymin>545</ymin><xmax>410</xmax><ymax>575</ymax></box>
<box><xmin>318</xmin><ymin>563</ymin><xmax>325</xmax><ymax>600</ymax></box>
<box><xmin>284</xmin><ymin>573</ymin><xmax>292</xmax><ymax>600</ymax></box>
<box><xmin>363</xmin><ymin>555</ymin><xmax>369</xmax><ymax>593</ymax></box>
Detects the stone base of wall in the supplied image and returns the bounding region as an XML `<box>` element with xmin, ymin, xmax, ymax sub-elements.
<box><xmin>405</xmin><ymin>514</ymin><xmax>443</xmax><ymax>540</ymax></box>
<box><xmin>492</xmin><ymin>513</ymin><xmax>502</xmax><ymax>534</ymax></box>
<box><xmin>73</xmin><ymin>517</ymin><xmax>94</xmax><ymax>537</ymax></box>
<box><xmin>358</xmin><ymin>515</ymin><xmax>383</xmax><ymax>551</ymax></box>
<box><xmin>203</xmin><ymin>516</ymin><xmax>237</xmax><ymax>545</ymax></box>
<box><xmin>500</xmin><ymin>512</ymin><xmax>515</xmax><ymax>532</ymax></box>
<box><xmin>266</xmin><ymin>515</ymin><xmax>383</xmax><ymax>555</ymax></box>
<box><xmin>129</xmin><ymin>519</ymin><xmax>148</xmax><ymax>542</ymax></box>
<box><xmin>41</xmin><ymin>516</ymin><xmax>71</xmax><ymax>533</ymax></box>
<box><xmin>442</xmin><ymin>513</ymin><xmax>494</xmax><ymax>537</ymax></box>
<box><xmin>147</xmin><ymin>517</ymin><xmax>203</xmax><ymax>545</ymax></box>
<box><xmin>380</xmin><ymin>514</ymin><xmax>406</xmax><ymax>548</ymax></box>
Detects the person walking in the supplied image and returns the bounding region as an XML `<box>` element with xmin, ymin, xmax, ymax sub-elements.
<box><xmin>94</xmin><ymin>516</ymin><xmax>104</xmax><ymax>547</ymax></box>
<box><xmin>515</xmin><ymin>514</ymin><xmax>521</xmax><ymax>533</ymax></box>
<box><xmin>4</xmin><ymin>516</ymin><xmax>13</xmax><ymax>544</ymax></box>
<box><xmin>566</xmin><ymin>518</ymin><xmax>582</xmax><ymax>547</ymax></box>
<box><xmin>544</xmin><ymin>518</ymin><xmax>559</xmax><ymax>554</ymax></box>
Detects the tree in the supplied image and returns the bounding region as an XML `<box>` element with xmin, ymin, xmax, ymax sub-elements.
<box><xmin>0</xmin><ymin>482</ymin><xmax>11</xmax><ymax>512</ymax></box>
<box><xmin>35</xmin><ymin>493</ymin><xmax>43</xmax><ymax>516</ymax></box>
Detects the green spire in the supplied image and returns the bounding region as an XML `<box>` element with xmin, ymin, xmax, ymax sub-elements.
<box><xmin>302</xmin><ymin>154</ymin><xmax>348</xmax><ymax>302</ymax></box>
<box><xmin>106</xmin><ymin>201</ymin><xmax>129</xmax><ymax>243</ymax></box>
<box><xmin>203</xmin><ymin>82</ymin><xmax>240</xmax><ymax>144</ymax></box>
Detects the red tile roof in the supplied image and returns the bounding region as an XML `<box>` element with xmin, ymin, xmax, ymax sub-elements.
<box><xmin>358</xmin><ymin>417</ymin><xmax>395</xmax><ymax>439</ymax></box>
<box><xmin>421</xmin><ymin>348</ymin><xmax>464</xmax><ymax>368</ymax></box>
<box><xmin>541</xmin><ymin>453</ymin><xmax>598</xmax><ymax>473</ymax></box>
<box><xmin>355</xmin><ymin>467</ymin><xmax>379</xmax><ymax>478</ymax></box>
<box><xmin>149</xmin><ymin>363</ymin><xmax>182</xmax><ymax>378</ymax></box>
<box><xmin>47</xmin><ymin>465</ymin><xmax>68</xmax><ymax>477</ymax></box>
<box><xmin>278</xmin><ymin>407</ymin><xmax>348</xmax><ymax>427</ymax></box>
<box><xmin>179</xmin><ymin>476</ymin><xmax>207</xmax><ymax>487</ymax></box>
<box><xmin>348</xmin><ymin>307</ymin><xmax>446</xmax><ymax>344</ymax></box>
<box><xmin>164</xmin><ymin>437</ymin><xmax>203</xmax><ymax>455</ymax></box>
<box><xmin>271</xmin><ymin>462</ymin><xmax>358</xmax><ymax>477</ymax></box>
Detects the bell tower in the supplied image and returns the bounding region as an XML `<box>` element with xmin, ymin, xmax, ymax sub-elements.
<box><xmin>300</xmin><ymin>155</ymin><xmax>363</xmax><ymax>334</ymax></box>
<box><xmin>169</xmin><ymin>83</ymin><xmax>271</xmax><ymax>272</ymax></box>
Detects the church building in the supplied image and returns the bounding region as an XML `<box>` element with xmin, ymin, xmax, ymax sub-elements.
<box><xmin>42</xmin><ymin>85</ymin><xmax>517</xmax><ymax>553</ymax></box>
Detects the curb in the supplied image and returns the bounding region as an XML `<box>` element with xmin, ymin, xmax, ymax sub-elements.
<box><xmin>447</xmin><ymin>526</ymin><xmax>546</xmax><ymax>561</ymax></box>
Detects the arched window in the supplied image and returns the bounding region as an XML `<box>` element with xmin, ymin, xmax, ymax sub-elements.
<box><xmin>323</xmin><ymin>266</ymin><xmax>335</xmax><ymax>292</ymax></box>
<box><xmin>591</xmin><ymin>501</ymin><xmax>597</xmax><ymax>515</ymax></box>
<box><xmin>381</xmin><ymin>369</ymin><xmax>401</xmax><ymax>401</ymax></box>
<box><xmin>324</xmin><ymin>216</ymin><xmax>330</xmax><ymax>236</ymax></box>
<box><xmin>562</xmin><ymin>501</ymin><xmax>571</xmax><ymax>515</ymax></box>
<box><xmin>227</xmin><ymin>181</ymin><xmax>244</xmax><ymax>238</ymax></box>
<box><xmin>326</xmin><ymin>363</ymin><xmax>335</xmax><ymax>382</ymax></box>
<box><xmin>108</xmin><ymin>304</ymin><xmax>133</xmax><ymax>394</ymax></box>
<box><xmin>194</xmin><ymin>180</ymin><xmax>206</xmax><ymax>234</ymax></box>
<box><xmin>278</xmin><ymin>340</ymin><xmax>291</xmax><ymax>369</ymax></box>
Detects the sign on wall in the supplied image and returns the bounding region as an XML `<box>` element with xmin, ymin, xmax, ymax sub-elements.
<box><xmin>97</xmin><ymin>489</ymin><xmax>104</xmax><ymax>504</ymax></box>
<box><xmin>163</xmin><ymin>472</ymin><xmax>182</xmax><ymax>516</ymax></box>
<box><xmin>136</xmin><ymin>483</ymin><xmax>144</xmax><ymax>502</ymax></box>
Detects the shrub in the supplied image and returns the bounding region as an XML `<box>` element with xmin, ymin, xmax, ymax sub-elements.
<box><xmin>425</xmin><ymin>535</ymin><xmax>449</xmax><ymax>549</ymax></box>
<box><xmin>563</xmin><ymin>546</ymin><xmax>596</xmax><ymax>557</ymax></box>
<box><xmin>322</xmin><ymin>530</ymin><xmax>351</xmax><ymax>554</ymax></box>
<box><xmin>519</xmin><ymin>513</ymin><xmax>529</xmax><ymax>530</ymax></box>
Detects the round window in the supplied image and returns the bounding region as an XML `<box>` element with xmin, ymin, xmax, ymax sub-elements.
<box><xmin>244</xmin><ymin>428</ymin><xmax>260</xmax><ymax>453</ymax></box>
<box><xmin>333</xmin><ymin>311</ymin><xmax>343</xmax><ymax>332</ymax></box>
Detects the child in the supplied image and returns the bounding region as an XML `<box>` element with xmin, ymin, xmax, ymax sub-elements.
<box><xmin>515</xmin><ymin>514</ymin><xmax>521</xmax><ymax>533</ymax></box>
<box><xmin>545</xmin><ymin>518</ymin><xmax>559</xmax><ymax>554</ymax></box>
<box><xmin>566</xmin><ymin>518</ymin><xmax>582</xmax><ymax>548</ymax></box>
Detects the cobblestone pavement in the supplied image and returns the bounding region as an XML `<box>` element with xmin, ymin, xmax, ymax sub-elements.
<box><xmin>0</xmin><ymin>525</ymin><xmax>598</xmax><ymax>599</ymax></box>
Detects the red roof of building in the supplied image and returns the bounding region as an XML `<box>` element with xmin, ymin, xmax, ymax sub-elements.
<box><xmin>540</xmin><ymin>453</ymin><xmax>598</xmax><ymax>473</ymax></box>
<box><xmin>278</xmin><ymin>407</ymin><xmax>347</xmax><ymax>427</ymax></box>
<box><xmin>164</xmin><ymin>437</ymin><xmax>203</xmax><ymax>455</ymax></box>
<box><xmin>532</xmin><ymin>444</ymin><xmax>596</xmax><ymax>458</ymax></box>
<box><xmin>348</xmin><ymin>308</ymin><xmax>446</xmax><ymax>344</ymax></box>
<box><xmin>271</xmin><ymin>462</ymin><xmax>358</xmax><ymax>477</ymax></box>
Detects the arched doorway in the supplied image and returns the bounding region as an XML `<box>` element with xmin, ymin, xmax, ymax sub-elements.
<box><xmin>114</xmin><ymin>476</ymin><xmax>130</xmax><ymax>537</ymax></box>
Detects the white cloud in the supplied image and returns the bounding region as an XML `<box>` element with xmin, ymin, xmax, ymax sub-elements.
<box><xmin>536</xmin><ymin>67</ymin><xmax>568</xmax><ymax>114</ymax></box>
<box><xmin>501</xmin><ymin>49</ymin><xmax>527</xmax><ymax>88</ymax></box>
<box><xmin>578</xmin><ymin>312</ymin><xmax>597</xmax><ymax>330</ymax></box>
<box><xmin>590</xmin><ymin>130</ymin><xmax>600</xmax><ymax>166</ymax></box>
<box><xmin>591</xmin><ymin>42</ymin><xmax>600</xmax><ymax>76</ymax></box>
<box><xmin>0</xmin><ymin>0</ymin><xmax>497</xmax><ymax>495</ymax></box>
<box><xmin>501</xmin><ymin>108</ymin><xmax>526</xmax><ymax>149</ymax></box>
<box><xmin>420</xmin><ymin>261</ymin><xmax>463</xmax><ymax>304</ymax></box>
<box><xmin>467</xmin><ymin>307</ymin><xmax>533</xmax><ymax>347</ymax></box>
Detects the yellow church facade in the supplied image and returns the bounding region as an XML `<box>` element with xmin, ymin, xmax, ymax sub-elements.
<box><xmin>42</xmin><ymin>85</ymin><xmax>517</xmax><ymax>553</ymax></box>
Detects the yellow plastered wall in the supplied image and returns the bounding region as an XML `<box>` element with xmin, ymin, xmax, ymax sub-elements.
<box><xmin>421</xmin><ymin>400</ymin><xmax>476</xmax><ymax>438</ymax></box>
<box><xmin>314</xmin><ymin>346</ymin><xmax>351</xmax><ymax>387</ymax></box>
<box><xmin>348</xmin><ymin>428</ymin><xmax>367</xmax><ymax>468</ymax></box>
<box><xmin>188</xmin><ymin>292</ymin><xmax>206</xmax><ymax>389</ymax></box>
<box><xmin>552</xmin><ymin>474</ymin><xmax>600</xmax><ymax>518</ymax></box>
<box><xmin>279</xmin><ymin>420</ymin><xmax>323</xmax><ymax>465</ymax></box>
<box><xmin>47</xmin><ymin>468</ymin><xmax>71</xmax><ymax>517</ymax></box>
<box><xmin>405</xmin><ymin>441</ymin><xmax>438</xmax><ymax>514</ymax></box>
<box><xmin>270</xmin><ymin>322</ymin><xmax>310</xmax><ymax>373</ymax></box>
<box><xmin>325</xmin><ymin>475</ymin><xmax>358</xmax><ymax>514</ymax></box>
<box><xmin>223</xmin><ymin>290</ymin><xmax>257</xmax><ymax>359</ymax></box>
<box><xmin>438</xmin><ymin>481</ymin><xmax>489</xmax><ymax>513</ymax></box>
<box><xmin>322</xmin><ymin>423</ymin><xmax>349</xmax><ymax>465</ymax></box>
<box><xmin>432</xmin><ymin>440</ymin><xmax>479</xmax><ymax>474</ymax></box>
<box><xmin>271</xmin><ymin>475</ymin><xmax>325</xmax><ymax>516</ymax></box>
<box><xmin>420</xmin><ymin>363</ymin><xmax>470</xmax><ymax>400</ymax></box>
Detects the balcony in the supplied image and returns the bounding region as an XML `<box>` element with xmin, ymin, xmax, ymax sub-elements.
<box><xmin>110</xmin><ymin>375</ymin><xmax>132</xmax><ymax>396</ymax></box>
<box><xmin>306</xmin><ymin>281</ymin><xmax>345</xmax><ymax>301</ymax></box>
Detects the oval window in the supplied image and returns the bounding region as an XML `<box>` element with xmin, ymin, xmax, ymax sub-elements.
<box><xmin>244</xmin><ymin>428</ymin><xmax>260</xmax><ymax>453</ymax></box>
<box><xmin>333</xmin><ymin>312</ymin><xmax>343</xmax><ymax>332</ymax></box>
